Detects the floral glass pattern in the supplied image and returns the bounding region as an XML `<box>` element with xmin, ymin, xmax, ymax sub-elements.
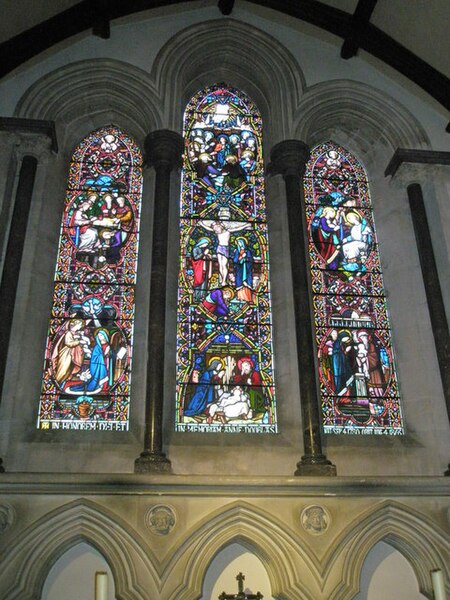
<box><xmin>304</xmin><ymin>142</ymin><xmax>403</xmax><ymax>434</ymax></box>
<box><xmin>38</xmin><ymin>126</ymin><xmax>143</xmax><ymax>431</ymax></box>
<box><xmin>176</xmin><ymin>85</ymin><xmax>277</xmax><ymax>432</ymax></box>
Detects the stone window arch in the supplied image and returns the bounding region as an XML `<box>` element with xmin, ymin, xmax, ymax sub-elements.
<box><xmin>38</xmin><ymin>125</ymin><xmax>143</xmax><ymax>431</ymax></box>
<box><xmin>304</xmin><ymin>141</ymin><xmax>403</xmax><ymax>434</ymax></box>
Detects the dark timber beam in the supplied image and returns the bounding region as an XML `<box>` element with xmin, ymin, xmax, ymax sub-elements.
<box><xmin>0</xmin><ymin>1</ymin><xmax>449</xmax><ymax>121</ymax></box>
<box><xmin>218</xmin><ymin>0</ymin><xmax>235</xmax><ymax>16</ymax></box>
<box><xmin>92</xmin><ymin>20</ymin><xmax>111</xmax><ymax>39</ymax></box>
<box><xmin>92</xmin><ymin>0</ymin><xmax>111</xmax><ymax>38</ymax></box>
<box><xmin>248</xmin><ymin>0</ymin><xmax>450</xmax><ymax>116</ymax></box>
<box><xmin>341</xmin><ymin>0</ymin><xmax>378</xmax><ymax>59</ymax></box>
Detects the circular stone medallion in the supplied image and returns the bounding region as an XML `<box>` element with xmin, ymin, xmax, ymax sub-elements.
<box><xmin>145</xmin><ymin>504</ymin><xmax>176</xmax><ymax>536</ymax></box>
<box><xmin>300</xmin><ymin>504</ymin><xmax>330</xmax><ymax>535</ymax></box>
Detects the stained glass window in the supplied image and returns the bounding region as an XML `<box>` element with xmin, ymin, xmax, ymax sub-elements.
<box><xmin>176</xmin><ymin>85</ymin><xmax>277</xmax><ymax>433</ymax></box>
<box><xmin>38</xmin><ymin>126</ymin><xmax>143</xmax><ymax>431</ymax></box>
<box><xmin>304</xmin><ymin>142</ymin><xmax>404</xmax><ymax>434</ymax></box>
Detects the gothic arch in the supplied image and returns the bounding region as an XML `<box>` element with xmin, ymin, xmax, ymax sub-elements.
<box><xmin>323</xmin><ymin>500</ymin><xmax>450</xmax><ymax>600</ymax></box>
<box><xmin>294</xmin><ymin>80</ymin><xmax>431</xmax><ymax>156</ymax></box>
<box><xmin>0</xmin><ymin>498</ymin><xmax>158</xmax><ymax>600</ymax></box>
<box><xmin>13</xmin><ymin>59</ymin><xmax>163</xmax><ymax>148</ymax></box>
<box><xmin>151</xmin><ymin>18</ymin><xmax>305</xmax><ymax>141</ymax></box>
<box><xmin>161</xmin><ymin>501</ymin><xmax>319</xmax><ymax>600</ymax></box>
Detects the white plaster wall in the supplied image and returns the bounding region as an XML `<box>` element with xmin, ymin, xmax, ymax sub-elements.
<box><xmin>353</xmin><ymin>541</ymin><xmax>427</xmax><ymax>600</ymax></box>
<box><xmin>41</xmin><ymin>542</ymin><xmax>116</xmax><ymax>600</ymax></box>
<box><xmin>37</xmin><ymin>539</ymin><xmax>434</xmax><ymax>600</ymax></box>
<box><xmin>202</xmin><ymin>543</ymin><xmax>274</xmax><ymax>600</ymax></box>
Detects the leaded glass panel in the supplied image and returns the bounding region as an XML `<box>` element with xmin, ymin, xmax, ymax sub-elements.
<box><xmin>38</xmin><ymin>126</ymin><xmax>142</xmax><ymax>431</ymax></box>
<box><xmin>176</xmin><ymin>85</ymin><xmax>277</xmax><ymax>433</ymax></box>
<box><xmin>304</xmin><ymin>142</ymin><xmax>404</xmax><ymax>435</ymax></box>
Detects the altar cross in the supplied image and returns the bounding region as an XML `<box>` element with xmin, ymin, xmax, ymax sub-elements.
<box><xmin>218</xmin><ymin>572</ymin><xmax>263</xmax><ymax>599</ymax></box>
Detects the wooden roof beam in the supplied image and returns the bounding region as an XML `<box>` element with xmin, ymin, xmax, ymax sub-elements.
<box><xmin>341</xmin><ymin>0</ymin><xmax>378</xmax><ymax>59</ymax></box>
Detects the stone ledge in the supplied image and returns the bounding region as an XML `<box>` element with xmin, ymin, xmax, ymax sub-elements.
<box><xmin>0</xmin><ymin>474</ymin><xmax>448</xmax><ymax>497</ymax></box>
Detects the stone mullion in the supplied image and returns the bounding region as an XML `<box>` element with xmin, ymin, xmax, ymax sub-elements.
<box><xmin>0</xmin><ymin>155</ymin><xmax>38</xmax><ymax>403</ymax></box>
<box><xmin>407</xmin><ymin>182</ymin><xmax>450</xmax><ymax>420</ymax></box>
<box><xmin>270</xmin><ymin>140</ymin><xmax>336</xmax><ymax>476</ymax></box>
<box><xmin>135</xmin><ymin>129</ymin><xmax>183</xmax><ymax>474</ymax></box>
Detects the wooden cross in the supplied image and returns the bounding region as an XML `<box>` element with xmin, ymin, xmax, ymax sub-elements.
<box><xmin>218</xmin><ymin>572</ymin><xmax>263</xmax><ymax>599</ymax></box>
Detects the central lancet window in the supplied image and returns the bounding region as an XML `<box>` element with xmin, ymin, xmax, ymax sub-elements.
<box><xmin>176</xmin><ymin>85</ymin><xmax>277</xmax><ymax>433</ymax></box>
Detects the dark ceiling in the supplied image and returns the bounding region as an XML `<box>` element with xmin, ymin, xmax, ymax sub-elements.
<box><xmin>1</xmin><ymin>0</ymin><xmax>449</xmax><ymax>127</ymax></box>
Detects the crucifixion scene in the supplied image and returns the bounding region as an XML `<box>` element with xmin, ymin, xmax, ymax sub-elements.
<box><xmin>176</xmin><ymin>85</ymin><xmax>277</xmax><ymax>434</ymax></box>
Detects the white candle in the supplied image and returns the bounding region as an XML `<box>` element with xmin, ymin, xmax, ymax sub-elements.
<box><xmin>95</xmin><ymin>571</ymin><xmax>108</xmax><ymax>600</ymax></box>
<box><xmin>431</xmin><ymin>570</ymin><xmax>446</xmax><ymax>600</ymax></box>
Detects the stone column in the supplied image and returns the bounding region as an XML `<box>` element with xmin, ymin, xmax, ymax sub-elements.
<box><xmin>0</xmin><ymin>124</ymin><xmax>55</xmax><ymax>473</ymax></box>
<box><xmin>270</xmin><ymin>140</ymin><xmax>336</xmax><ymax>476</ymax></box>
<box><xmin>135</xmin><ymin>130</ymin><xmax>183</xmax><ymax>474</ymax></box>
<box><xmin>407</xmin><ymin>182</ymin><xmax>450</xmax><ymax>418</ymax></box>
<box><xmin>0</xmin><ymin>132</ymin><xmax>17</xmax><ymax>227</ymax></box>
<box><xmin>0</xmin><ymin>150</ymin><xmax>40</xmax><ymax>404</ymax></box>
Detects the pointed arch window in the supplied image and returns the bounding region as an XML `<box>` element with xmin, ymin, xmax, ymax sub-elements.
<box><xmin>176</xmin><ymin>85</ymin><xmax>277</xmax><ymax>432</ymax></box>
<box><xmin>304</xmin><ymin>142</ymin><xmax>403</xmax><ymax>434</ymax></box>
<box><xmin>38</xmin><ymin>126</ymin><xmax>143</xmax><ymax>431</ymax></box>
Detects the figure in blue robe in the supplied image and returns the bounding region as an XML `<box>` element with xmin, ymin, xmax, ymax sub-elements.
<box><xmin>69</xmin><ymin>329</ymin><xmax>110</xmax><ymax>394</ymax></box>
<box><xmin>332</xmin><ymin>332</ymin><xmax>354</xmax><ymax>394</ymax></box>
<box><xmin>233</xmin><ymin>237</ymin><xmax>254</xmax><ymax>301</ymax></box>
<box><xmin>184</xmin><ymin>359</ymin><xmax>222</xmax><ymax>417</ymax></box>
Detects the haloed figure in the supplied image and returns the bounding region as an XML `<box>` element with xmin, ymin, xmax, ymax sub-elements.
<box><xmin>202</xmin><ymin>286</ymin><xmax>234</xmax><ymax>317</ymax></box>
<box><xmin>233</xmin><ymin>237</ymin><xmax>254</xmax><ymax>302</ymax></box>
<box><xmin>68</xmin><ymin>329</ymin><xmax>111</xmax><ymax>395</ymax></box>
<box><xmin>199</xmin><ymin>217</ymin><xmax>251</xmax><ymax>285</ymax></box>
<box><xmin>191</xmin><ymin>237</ymin><xmax>212</xmax><ymax>301</ymax></box>
<box><xmin>184</xmin><ymin>359</ymin><xmax>225</xmax><ymax>417</ymax></box>
<box><xmin>51</xmin><ymin>319</ymin><xmax>86</xmax><ymax>386</ymax></box>
<box><xmin>232</xmin><ymin>357</ymin><xmax>266</xmax><ymax>414</ymax></box>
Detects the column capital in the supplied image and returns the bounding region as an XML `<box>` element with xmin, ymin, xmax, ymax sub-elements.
<box><xmin>388</xmin><ymin>161</ymin><xmax>434</xmax><ymax>190</ymax></box>
<box><xmin>0</xmin><ymin>130</ymin><xmax>54</xmax><ymax>164</ymax></box>
<box><xmin>16</xmin><ymin>133</ymin><xmax>54</xmax><ymax>163</ymax></box>
<box><xmin>269</xmin><ymin>139</ymin><xmax>310</xmax><ymax>179</ymax></box>
<box><xmin>385</xmin><ymin>147</ymin><xmax>450</xmax><ymax>178</ymax></box>
<box><xmin>145</xmin><ymin>129</ymin><xmax>184</xmax><ymax>171</ymax></box>
<box><xmin>0</xmin><ymin>117</ymin><xmax>57</xmax><ymax>152</ymax></box>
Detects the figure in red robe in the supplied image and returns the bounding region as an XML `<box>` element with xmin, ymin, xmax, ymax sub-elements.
<box><xmin>191</xmin><ymin>237</ymin><xmax>212</xmax><ymax>301</ymax></box>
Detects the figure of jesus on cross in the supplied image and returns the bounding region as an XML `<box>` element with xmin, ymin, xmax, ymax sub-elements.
<box><xmin>199</xmin><ymin>207</ymin><xmax>251</xmax><ymax>286</ymax></box>
<box><xmin>218</xmin><ymin>572</ymin><xmax>263</xmax><ymax>600</ymax></box>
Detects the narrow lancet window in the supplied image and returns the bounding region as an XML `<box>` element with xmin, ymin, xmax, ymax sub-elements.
<box><xmin>38</xmin><ymin>126</ymin><xmax>143</xmax><ymax>431</ymax></box>
<box><xmin>176</xmin><ymin>85</ymin><xmax>277</xmax><ymax>433</ymax></box>
<box><xmin>304</xmin><ymin>142</ymin><xmax>403</xmax><ymax>434</ymax></box>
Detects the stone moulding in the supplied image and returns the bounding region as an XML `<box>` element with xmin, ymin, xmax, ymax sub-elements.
<box><xmin>151</xmin><ymin>18</ymin><xmax>305</xmax><ymax>138</ymax></box>
<box><xmin>294</xmin><ymin>79</ymin><xmax>431</xmax><ymax>153</ymax></box>
<box><xmin>0</xmin><ymin>498</ymin><xmax>156</xmax><ymax>600</ymax></box>
<box><xmin>0</xmin><ymin>495</ymin><xmax>447</xmax><ymax>600</ymax></box>
<box><xmin>0</xmin><ymin>474</ymin><xmax>448</xmax><ymax>497</ymax></box>
<box><xmin>14</xmin><ymin>59</ymin><xmax>163</xmax><ymax>140</ymax></box>
<box><xmin>13</xmin><ymin>19</ymin><xmax>306</xmax><ymax>145</ymax></box>
<box><xmin>0</xmin><ymin>503</ymin><xmax>15</xmax><ymax>534</ymax></box>
<box><xmin>322</xmin><ymin>499</ymin><xmax>450</xmax><ymax>600</ymax></box>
